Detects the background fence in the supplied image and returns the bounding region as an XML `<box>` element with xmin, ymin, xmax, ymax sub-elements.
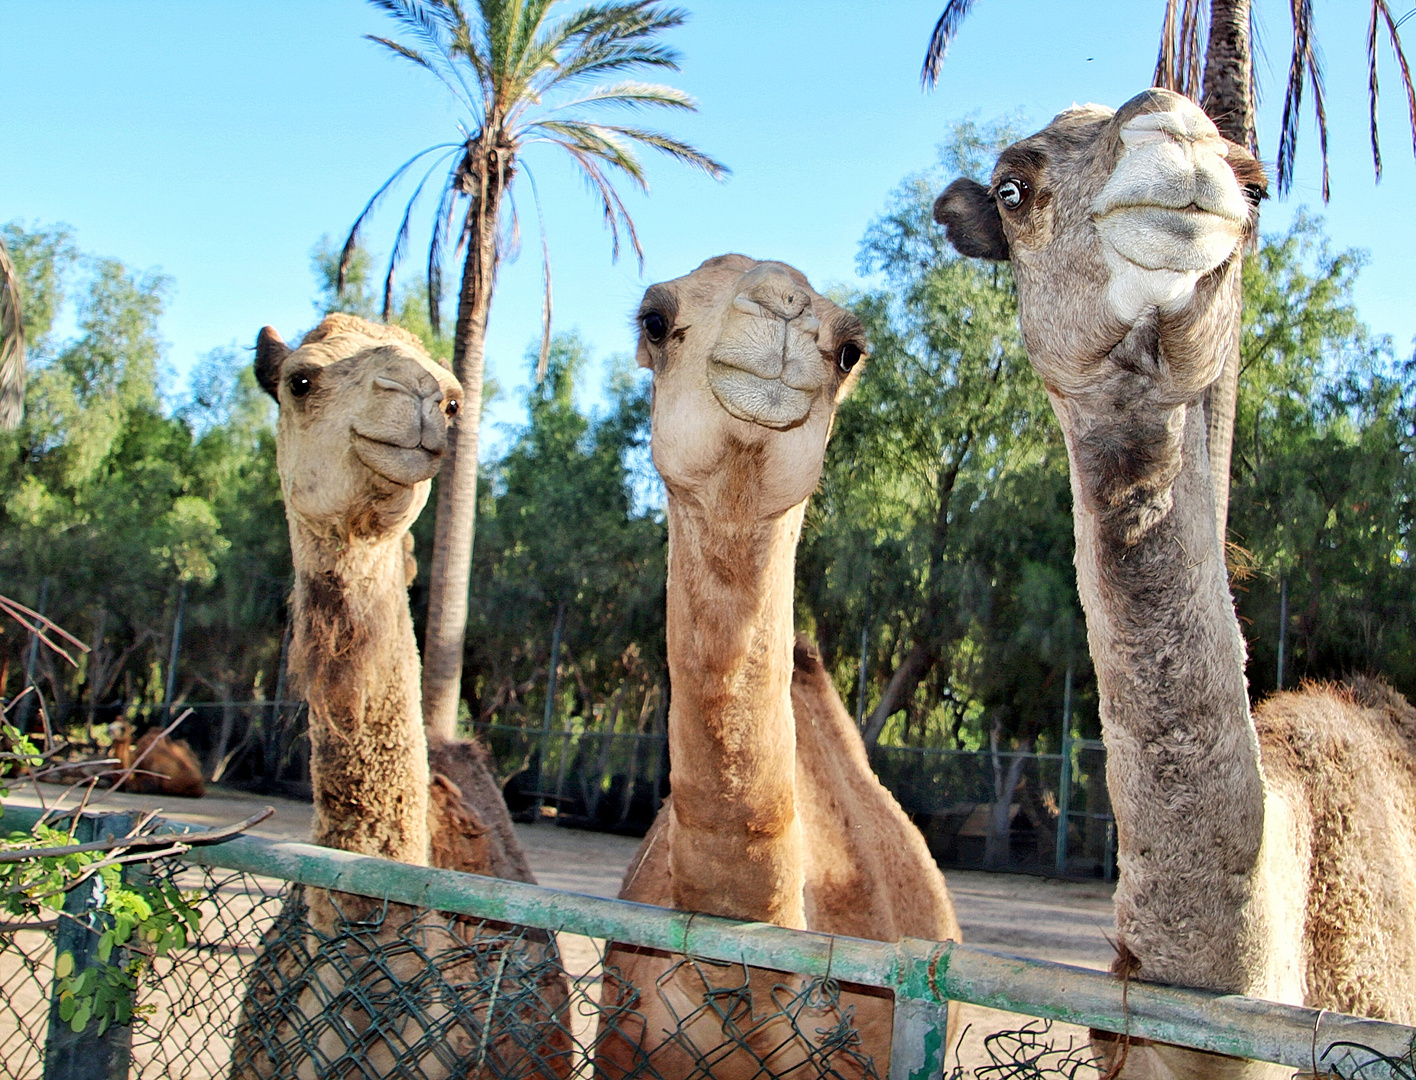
<box><xmin>3</xmin><ymin>805</ymin><xmax>1413</xmax><ymax>1080</ymax></box>
<box><xmin>21</xmin><ymin>701</ymin><xmax>1117</xmax><ymax>880</ymax></box>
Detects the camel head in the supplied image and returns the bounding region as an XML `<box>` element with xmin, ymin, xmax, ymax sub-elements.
<box><xmin>637</xmin><ymin>254</ymin><xmax>866</xmax><ymax>518</ymax></box>
<box><xmin>255</xmin><ymin>314</ymin><xmax>462</xmax><ymax>541</ymax></box>
<box><xmin>934</xmin><ymin>88</ymin><xmax>1266</xmax><ymax>406</ymax></box>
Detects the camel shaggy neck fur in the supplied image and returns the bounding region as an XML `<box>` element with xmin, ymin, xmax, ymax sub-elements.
<box><xmin>600</xmin><ymin>256</ymin><xmax>961</xmax><ymax>1080</ymax></box>
<box><xmin>264</xmin><ymin>314</ymin><xmax>460</xmax><ymax>864</ymax></box>
<box><xmin>937</xmin><ymin>88</ymin><xmax>1416</xmax><ymax>1078</ymax></box>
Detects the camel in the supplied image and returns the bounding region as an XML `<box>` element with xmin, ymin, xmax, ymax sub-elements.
<box><xmin>597</xmin><ymin>256</ymin><xmax>962</xmax><ymax>1080</ymax></box>
<box><xmin>936</xmin><ymin>88</ymin><xmax>1416</xmax><ymax>1079</ymax></box>
<box><xmin>109</xmin><ymin>721</ymin><xmax>206</xmax><ymax>797</ymax></box>
<box><xmin>232</xmin><ymin>313</ymin><xmax>567</xmax><ymax>1079</ymax></box>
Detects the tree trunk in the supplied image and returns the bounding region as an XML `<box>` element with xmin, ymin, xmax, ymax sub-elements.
<box><xmin>984</xmin><ymin>720</ymin><xmax>1030</xmax><ymax>871</ymax></box>
<box><xmin>420</xmin><ymin>145</ymin><xmax>509</xmax><ymax>739</ymax></box>
<box><xmin>1201</xmin><ymin>0</ymin><xmax>1255</xmax><ymax>540</ymax></box>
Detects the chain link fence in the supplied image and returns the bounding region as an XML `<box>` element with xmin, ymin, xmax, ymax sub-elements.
<box><xmin>5</xmin><ymin>806</ymin><xmax>1414</xmax><ymax>1080</ymax></box>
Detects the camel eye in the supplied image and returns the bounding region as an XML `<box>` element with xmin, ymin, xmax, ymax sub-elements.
<box><xmin>642</xmin><ymin>311</ymin><xmax>669</xmax><ymax>344</ymax></box>
<box><xmin>997</xmin><ymin>178</ymin><xmax>1027</xmax><ymax>210</ymax></box>
<box><xmin>837</xmin><ymin>342</ymin><xmax>862</xmax><ymax>374</ymax></box>
<box><xmin>445</xmin><ymin>398</ymin><xmax>460</xmax><ymax>418</ymax></box>
<box><xmin>289</xmin><ymin>373</ymin><xmax>313</xmax><ymax>398</ymax></box>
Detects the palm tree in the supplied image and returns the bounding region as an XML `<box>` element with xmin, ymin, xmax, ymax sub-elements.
<box><xmin>342</xmin><ymin>0</ymin><xmax>726</xmax><ymax>738</ymax></box>
<box><xmin>919</xmin><ymin>0</ymin><xmax>1416</xmax><ymax>534</ymax></box>
<box><xmin>0</xmin><ymin>235</ymin><xmax>25</xmax><ymax>429</ymax></box>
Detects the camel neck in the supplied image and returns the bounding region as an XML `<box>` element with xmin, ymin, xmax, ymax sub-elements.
<box><xmin>289</xmin><ymin>523</ymin><xmax>430</xmax><ymax>864</ymax></box>
<box><xmin>1056</xmin><ymin>365</ymin><xmax>1266</xmax><ymax>994</ymax></box>
<box><xmin>663</xmin><ymin>489</ymin><xmax>806</xmax><ymax>928</ymax></box>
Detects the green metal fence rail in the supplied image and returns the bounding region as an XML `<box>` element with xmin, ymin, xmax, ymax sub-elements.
<box><xmin>4</xmin><ymin>803</ymin><xmax>1414</xmax><ymax>1080</ymax></box>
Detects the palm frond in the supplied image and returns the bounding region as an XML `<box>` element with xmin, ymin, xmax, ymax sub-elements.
<box><xmin>426</xmin><ymin>157</ymin><xmax>466</xmax><ymax>337</ymax></box>
<box><xmin>1277</xmin><ymin>0</ymin><xmax>1328</xmax><ymax>198</ymax></box>
<box><xmin>591</xmin><ymin>124</ymin><xmax>728</xmax><ymax>177</ymax></box>
<box><xmin>515</xmin><ymin>165</ymin><xmax>556</xmax><ymax>383</ymax></box>
<box><xmin>337</xmin><ymin>143</ymin><xmax>459</xmax><ymax>293</ymax></box>
<box><xmin>527</xmin><ymin>119</ymin><xmax>647</xmax><ymax>186</ymax></box>
<box><xmin>556</xmin><ymin>144</ymin><xmax>642</xmax><ymax>265</ymax></box>
<box><xmin>1153</xmin><ymin>0</ymin><xmax>1206</xmax><ymax>100</ymax></box>
<box><xmin>548</xmin><ymin>80</ymin><xmax>696</xmax><ymax>112</ymax></box>
<box><xmin>382</xmin><ymin>150</ymin><xmax>460</xmax><ymax>321</ymax></box>
<box><xmin>1371</xmin><ymin>2</ymin><xmax>1385</xmax><ymax>178</ymax></box>
<box><xmin>1370</xmin><ymin>0</ymin><xmax>1416</xmax><ymax>183</ymax></box>
<box><xmin>369</xmin><ymin>0</ymin><xmax>456</xmax><ymax>49</ymax></box>
<box><xmin>0</xmin><ymin>237</ymin><xmax>26</xmax><ymax>430</ymax></box>
<box><xmin>366</xmin><ymin>34</ymin><xmax>476</xmax><ymax>116</ymax></box>
<box><xmin>921</xmin><ymin>0</ymin><xmax>981</xmax><ymax>90</ymax></box>
<box><xmin>539</xmin><ymin>41</ymin><xmax>682</xmax><ymax>92</ymax></box>
<box><xmin>372</xmin><ymin>1</ymin><xmax>490</xmax><ymax>123</ymax></box>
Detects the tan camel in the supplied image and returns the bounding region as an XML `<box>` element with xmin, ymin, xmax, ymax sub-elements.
<box><xmin>233</xmin><ymin>314</ymin><xmax>567</xmax><ymax>1079</ymax></box>
<box><xmin>597</xmin><ymin>256</ymin><xmax>962</xmax><ymax>1080</ymax></box>
<box><xmin>936</xmin><ymin>88</ymin><xmax>1416</xmax><ymax>1079</ymax></box>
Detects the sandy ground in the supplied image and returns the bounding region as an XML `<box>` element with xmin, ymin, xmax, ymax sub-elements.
<box><xmin>3</xmin><ymin>783</ymin><xmax>1117</xmax><ymax>1075</ymax></box>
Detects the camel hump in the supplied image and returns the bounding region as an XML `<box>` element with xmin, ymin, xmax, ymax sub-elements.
<box><xmin>1346</xmin><ymin>674</ymin><xmax>1416</xmax><ymax>731</ymax></box>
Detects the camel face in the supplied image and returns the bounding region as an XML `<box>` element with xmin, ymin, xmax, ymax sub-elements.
<box><xmin>637</xmin><ymin>254</ymin><xmax>866</xmax><ymax>517</ymax></box>
<box><xmin>255</xmin><ymin>315</ymin><xmax>462</xmax><ymax>537</ymax></box>
<box><xmin>934</xmin><ymin>89</ymin><xmax>1266</xmax><ymax>402</ymax></box>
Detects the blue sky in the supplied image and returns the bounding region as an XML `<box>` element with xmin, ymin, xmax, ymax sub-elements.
<box><xmin>2</xmin><ymin>1</ymin><xmax>1412</xmax><ymax>447</ymax></box>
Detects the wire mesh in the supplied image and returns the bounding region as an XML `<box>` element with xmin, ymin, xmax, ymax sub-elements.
<box><xmin>4</xmin><ymin>857</ymin><xmax>1414</xmax><ymax>1079</ymax></box>
<box><xmin>0</xmin><ymin>920</ymin><xmax>55</xmax><ymax>1077</ymax></box>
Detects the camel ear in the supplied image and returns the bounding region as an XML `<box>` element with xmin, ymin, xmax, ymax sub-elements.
<box><xmin>935</xmin><ymin>179</ymin><xmax>1010</xmax><ymax>261</ymax></box>
<box><xmin>255</xmin><ymin>326</ymin><xmax>291</xmax><ymax>401</ymax></box>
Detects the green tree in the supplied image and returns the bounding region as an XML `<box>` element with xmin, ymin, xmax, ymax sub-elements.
<box><xmin>799</xmin><ymin>119</ymin><xmax>1083</xmax><ymax>753</ymax></box>
<box><xmin>342</xmin><ymin>0</ymin><xmax>725</xmax><ymax>737</ymax></box>
<box><xmin>0</xmin><ymin>225</ymin><xmax>290</xmax><ymax>751</ymax></box>
<box><xmin>1229</xmin><ymin>214</ymin><xmax>1416</xmax><ymax>698</ymax></box>
<box><xmin>464</xmin><ymin>333</ymin><xmax>664</xmax><ymax>727</ymax></box>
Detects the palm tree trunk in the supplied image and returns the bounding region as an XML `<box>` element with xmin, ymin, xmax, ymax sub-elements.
<box><xmin>421</xmin><ymin>147</ymin><xmax>508</xmax><ymax>739</ymax></box>
<box><xmin>1201</xmin><ymin>0</ymin><xmax>1255</xmax><ymax>540</ymax></box>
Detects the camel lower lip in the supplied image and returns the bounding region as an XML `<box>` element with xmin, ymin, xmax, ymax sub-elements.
<box><xmin>1095</xmin><ymin>204</ymin><xmax>1242</xmax><ymax>273</ymax></box>
<box><xmin>707</xmin><ymin>366</ymin><xmax>814</xmax><ymax>430</ymax></box>
<box><xmin>352</xmin><ymin>432</ymin><xmax>441</xmax><ymax>484</ymax></box>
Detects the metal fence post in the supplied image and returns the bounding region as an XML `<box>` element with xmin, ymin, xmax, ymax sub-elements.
<box><xmin>889</xmin><ymin>997</ymin><xmax>947</xmax><ymax>1080</ymax></box>
<box><xmin>1054</xmin><ymin>662</ymin><xmax>1074</xmax><ymax>876</ymax></box>
<box><xmin>43</xmin><ymin>812</ymin><xmax>135</xmax><ymax>1080</ymax></box>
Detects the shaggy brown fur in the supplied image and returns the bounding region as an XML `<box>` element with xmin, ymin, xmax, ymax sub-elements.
<box><xmin>941</xmin><ymin>89</ymin><xmax>1416</xmax><ymax>1078</ymax></box>
<box><xmin>110</xmin><ymin>725</ymin><xmax>206</xmax><ymax>798</ymax></box>
<box><xmin>597</xmin><ymin>258</ymin><xmax>960</xmax><ymax>1080</ymax></box>
<box><xmin>428</xmin><ymin>734</ymin><xmax>536</xmax><ymax>883</ymax></box>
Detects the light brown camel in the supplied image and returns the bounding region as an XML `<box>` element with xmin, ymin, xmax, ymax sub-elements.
<box><xmin>936</xmin><ymin>88</ymin><xmax>1416</xmax><ymax>1079</ymax></box>
<box><xmin>597</xmin><ymin>256</ymin><xmax>962</xmax><ymax>1080</ymax></box>
<box><xmin>232</xmin><ymin>314</ymin><xmax>566</xmax><ymax>1079</ymax></box>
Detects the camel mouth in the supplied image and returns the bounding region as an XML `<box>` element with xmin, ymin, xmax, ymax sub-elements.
<box><xmin>1094</xmin><ymin>203</ymin><xmax>1243</xmax><ymax>274</ymax></box>
<box><xmin>706</xmin><ymin>365</ymin><xmax>815</xmax><ymax>430</ymax></box>
<box><xmin>351</xmin><ymin>431</ymin><xmax>443</xmax><ymax>486</ymax></box>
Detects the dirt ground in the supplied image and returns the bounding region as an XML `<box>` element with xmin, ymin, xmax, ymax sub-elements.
<box><xmin>4</xmin><ymin>782</ymin><xmax>1117</xmax><ymax>1074</ymax></box>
